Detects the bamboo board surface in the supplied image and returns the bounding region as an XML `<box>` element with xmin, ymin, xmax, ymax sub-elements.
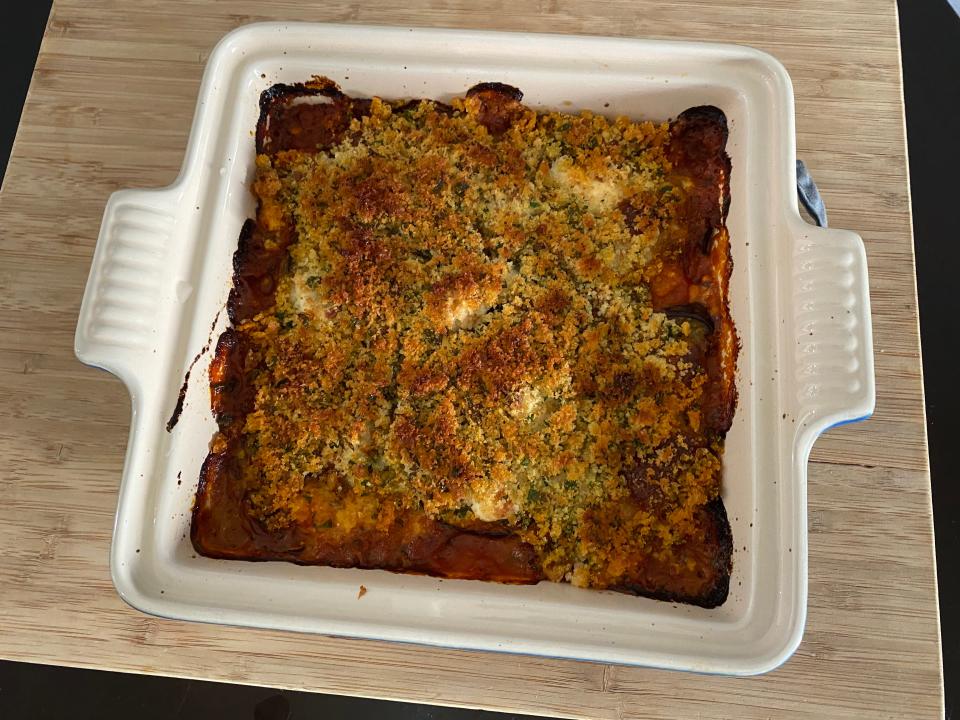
<box><xmin>0</xmin><ymin>1</ymin><xmax>942</xmax><ymax>717</ymax></box>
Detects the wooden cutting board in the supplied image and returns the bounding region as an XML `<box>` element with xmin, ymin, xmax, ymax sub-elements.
<box><xmin>0</xmin><ymin>1</ymin><xmax>942</xmax><ymax>717</ymax></box>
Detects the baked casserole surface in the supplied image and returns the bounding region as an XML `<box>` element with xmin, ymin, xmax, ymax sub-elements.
<box><xmin>192</xmin><ymin>78</ymin><xmax>737</xmax><ymax>607</ymax></box>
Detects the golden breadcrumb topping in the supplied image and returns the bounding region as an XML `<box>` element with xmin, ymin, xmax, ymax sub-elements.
<box><xmin>232</xmin><ymin>94</ymin><xmax>722</xmax><ymax>588</ymax></box>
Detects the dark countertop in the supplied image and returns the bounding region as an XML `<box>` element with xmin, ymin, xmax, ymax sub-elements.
<box><xmin>1</xmin><ymin>2</ymin><xmax>955</xmax><ymax>718</ymax></box>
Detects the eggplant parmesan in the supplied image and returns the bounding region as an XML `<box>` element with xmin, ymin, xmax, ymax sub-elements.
<box><xmin>192</xmin><ymin>77</ymin><xmax>737</xmax><ymax>607</ymax></box>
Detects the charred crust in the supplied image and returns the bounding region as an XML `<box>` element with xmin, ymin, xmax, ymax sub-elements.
<box><xmin>617</xmin><ymin>498</ymin><xmax>732</xmax><ymax>608</ymax></box>
<box><xmin>191</xmin><ymin>450</ymin><xmax>225</xmax><ymax>553</ymax></box>
<box><xmin>465</xmin><ymin>82</ymin><xmax>525</xmax><ymax>135</ymax></box>
<box><xmin>662</xmin><ymin>302</ymin><xmax>716</xmax><ymax>334</ymax></box>
<box><xmin>226</xmin><ymin>219</ymin><xmax>257</xmax><ymax>325</ymax></box>
<box><xmin>668</xmin><ymin>105</ymin><xmax>731</xmax><ymax>259</ymax></box>
<box><xmin>227</xmin><ymin>219</ymin><xmax>292</xmax><ymax>324</ymax></box>
<box><xmin>193</xmin><ymin>443</ymin><xmax>308</xmax><ymax>560</ymax></box>
<box><xmin>258</xmin><ymin>78</ymin><xmax>346</xmax><ymax>112</ymax></box>
<box><xmin>439</xmin><ymin>517</ymin><xmax>513</xmax><ymax>537</ymax></box>
<box><xmin>704</xmin><ymin>357</ymin><xmax>738</xmax><ymax>436</ymax></box>
<box><xmin>699</xmin><ymin>497</ymin><xmax>733</xmax><ymax>608</ymax></box>
<box><xmin>465</xmin><ymin>82</ymin><xmax>524</xmax><ymax>102</ymax></box>
<box><xmin>675</xmin><ymin>105</ymin><xmax>728</xmax><ymax>132</ymax></box>
<box><xmin>256</xmin><ymin>79</ymin><xmax>371</xmax><ymax>155</ymax></box>
<box><xmin>209</xmin><ymin>328</ymin><xmax>254</xmax><ymax>430</ymax></box>
<box><xmin>231</xmin><ymin>218</ymin><xmax>257</xmax><ymax>276</ymax></box>
<box><xmin>256</xmin><ymin>81</ymin><xmax>340</xmax><ymax>154</ymax></box>
<box><xmin>393</xmin><ymin>98</ymin><xmax>455</xmax><ymax>116</ymax></box>
<box><xmin>392</xmin><ymin>98</ymin><xmax>421</xmax><ymax>114</ymax></box>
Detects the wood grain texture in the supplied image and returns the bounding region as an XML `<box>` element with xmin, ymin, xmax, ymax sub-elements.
<box><xmin>0</xmin><ymin>0</ymin><xmax>942</xmax><ymax>717</ymax></box>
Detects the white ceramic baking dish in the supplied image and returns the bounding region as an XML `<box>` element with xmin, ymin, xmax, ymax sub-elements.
<box><xmin>74</xmin><ymin>22</ymin><xmax>875</xmax><ymax>675</ymax></box>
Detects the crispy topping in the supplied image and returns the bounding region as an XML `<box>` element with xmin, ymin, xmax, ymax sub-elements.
<box><xmin>225</xmin><ymin>83</ymin><xmax>731</xmax><ymax>591</ymax></box>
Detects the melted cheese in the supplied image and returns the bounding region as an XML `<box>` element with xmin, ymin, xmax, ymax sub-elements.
<box><xmin>549</xmin><ymin>156</ymin><xmax>625</xmax><ymax>214</ymax></box>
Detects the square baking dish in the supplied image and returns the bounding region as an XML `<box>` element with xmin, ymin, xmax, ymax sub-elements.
<box><xmin>75</xmin><ymin>22</ymin><xmax>875</xmax><ymax>675</ymax></box>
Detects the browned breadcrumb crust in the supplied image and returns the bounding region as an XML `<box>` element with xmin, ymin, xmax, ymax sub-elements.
<box><xmin>193</xmin><ymin>77</ymin><xmax>736</xmax><ymax>607</ymax></box>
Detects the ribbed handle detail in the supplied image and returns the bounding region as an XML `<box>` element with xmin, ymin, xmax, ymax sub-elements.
<box><xmin>791</xmin><ymin>226</ymin><xmax>875</xmax><ymax>428</ymax></box>
<box><xmin>75</xmin><ymin>188</ymin><xmax>179</xmax><ymax>383</ymax></box>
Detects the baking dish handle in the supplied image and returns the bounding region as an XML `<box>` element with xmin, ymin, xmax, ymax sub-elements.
<box><xmin>75</xmin><ymin>187</ymin><xmax>181</xmax><ymax>387</ymax></box>
<box><xmin>790</xmin><ymin>224</ymin><xmax>876</xmax><ymax>433</ymax></box>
